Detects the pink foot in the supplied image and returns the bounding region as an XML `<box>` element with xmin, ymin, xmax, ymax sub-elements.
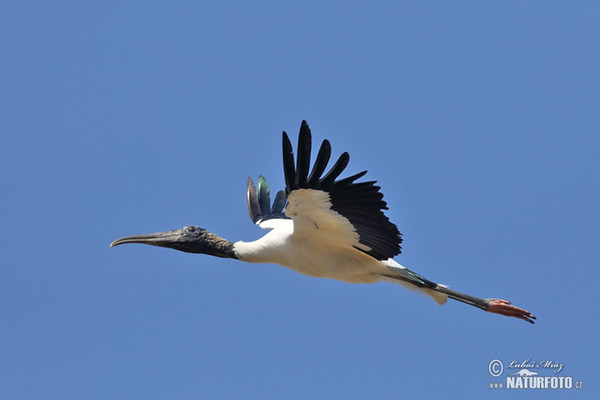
<box><xmin>486</xmin><ymin>299</ymin><xmax>536</xmax><ymax>324</ymax></box>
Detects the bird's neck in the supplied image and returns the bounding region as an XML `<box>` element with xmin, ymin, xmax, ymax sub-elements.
<box><xmin>198</xmin><ymin>231</ymin><xmax>238</xmax><ymax>259</ymax></box>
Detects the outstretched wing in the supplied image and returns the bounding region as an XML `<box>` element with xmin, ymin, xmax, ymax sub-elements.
<box><xmin>282</xmin><ymin>120</ymin><xmax>402</xmax><ymax>260</ymax></box>
<box><xmin>246</xmin><ymin>175</ymin><xmax>288</xmax><ymax>228</ymax></box>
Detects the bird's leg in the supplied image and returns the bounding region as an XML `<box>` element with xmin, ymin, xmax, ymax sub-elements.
<box><xmin>433</xmin><ymin>285</ymin><xmax>536</xmax><ymax>324</ymax></box>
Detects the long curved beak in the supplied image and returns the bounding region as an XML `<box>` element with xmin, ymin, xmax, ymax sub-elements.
<box><xmin>110</xmin><ymin>229</ymin><xmax>182</xmax><ymax>248</ymax></box>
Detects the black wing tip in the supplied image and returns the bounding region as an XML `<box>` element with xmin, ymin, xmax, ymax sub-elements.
<box><xmin>296</xmin><ymin>121</ymin><xmax>312</xmax><ymax>187</ymax></box>
<box><xmin>282</xmin><ymin>130</ymin><xmax>293</xmax><ymax>151</ymax></box>
<box><xmin>286</xmin><ymin>121</ymin><xmax>311</xmax><ymax>141</ymax></box>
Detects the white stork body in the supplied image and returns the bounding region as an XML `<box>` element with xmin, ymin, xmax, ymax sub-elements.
<box><xmin>235</xmin><ymin>188</ymin><xmax>447</xmax><ymax>304</ymax></box>
<box><xmin>234</xmin><ymin>208</ymin><xmax>385</xmax><ymax>284</ymax></box>
<box><xmin>111</xmin><ymin>121</ymin><xmax>535</xmax><ymax>323</ymax></box>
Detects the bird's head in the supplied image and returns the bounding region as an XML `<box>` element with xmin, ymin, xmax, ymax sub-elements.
<box><xmin>110</xmin><ymin>225</ymin><xmax>236</xmax><ymax>258</ymax></box>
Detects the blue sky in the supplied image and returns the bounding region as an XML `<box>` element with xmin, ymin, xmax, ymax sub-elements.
<box><xmin>1</xmin><ymin>1</ymin><xmax>597</xmax><ymax>398</ymax></box>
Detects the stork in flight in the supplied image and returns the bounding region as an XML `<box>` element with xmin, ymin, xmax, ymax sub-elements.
<box><xmin>111</xmin><ymin>121</ymin><xmax>535</xmax><ymax>323</ymax></box>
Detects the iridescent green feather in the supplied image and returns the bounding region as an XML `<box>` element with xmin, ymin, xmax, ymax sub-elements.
<box><xmin>257</xmin><ymin>175</ymin><xmax>271</xmax><ymax>216</ymax></box>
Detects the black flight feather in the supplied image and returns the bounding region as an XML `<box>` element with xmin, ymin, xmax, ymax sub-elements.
<box><xmin>319</xmin><ymin>152</ymin><xmax>350</xmax><ymax>188</ymax></box>
<box><xmin>282</xmin><ymin>132</ymin><xmax>296</xmax><ymax>195</ymax></box>
<box><xmin>307</xmin><ymin>139</ymin><xmax>331</xmax><ymax>186</ymax></box>
<box><xmin>295</xmin><ymin>121</ymin><xmax>311</xmax><ymax>187</ymax></box>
